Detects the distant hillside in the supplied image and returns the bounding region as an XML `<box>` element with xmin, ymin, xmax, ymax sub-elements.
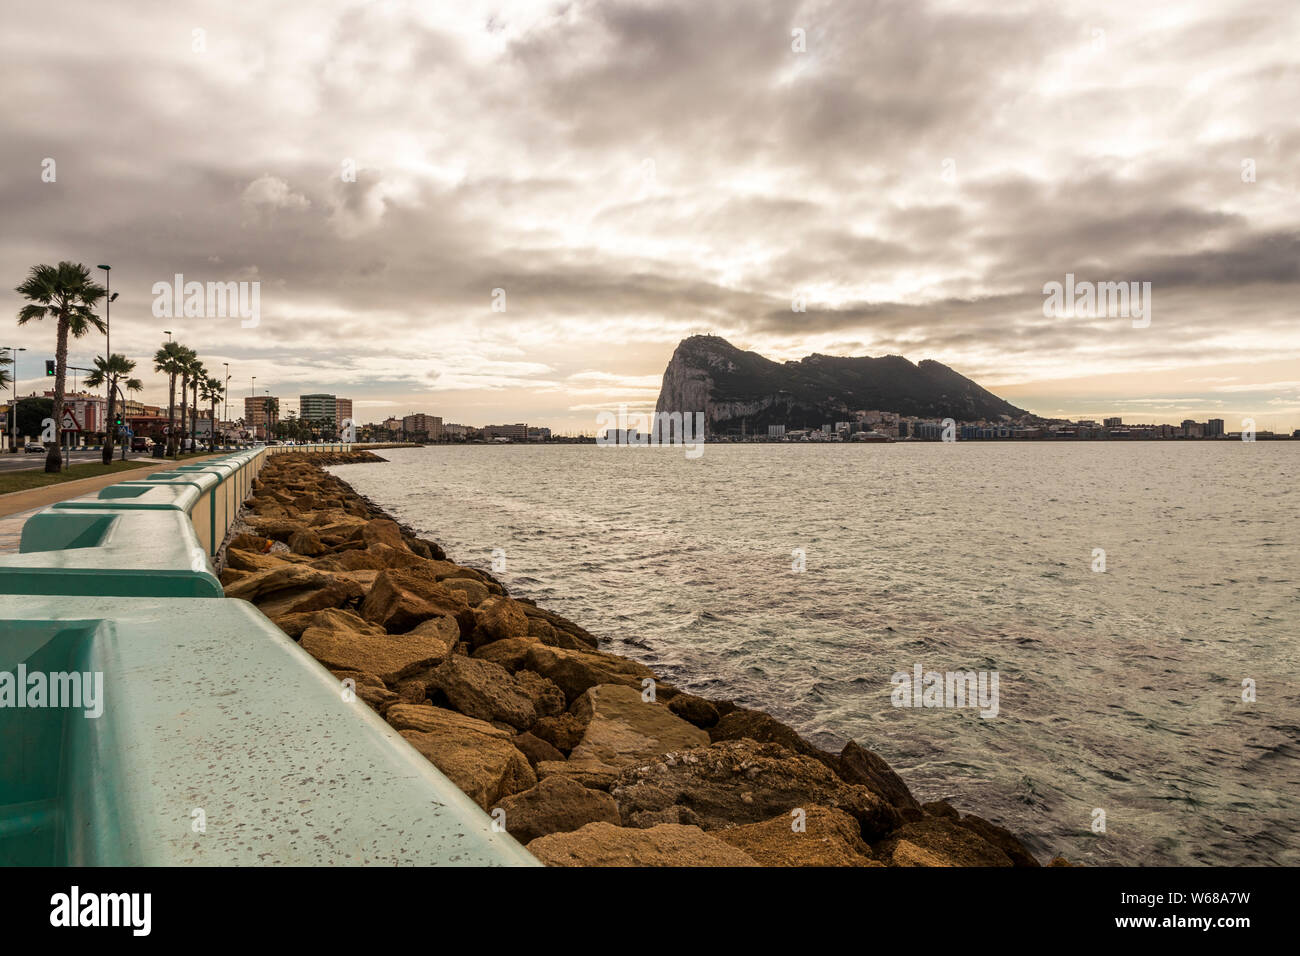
<box><xmin>654</xmin><ymin>335</ymin><xmax>1031</xmax><ymax>432</ymax></box>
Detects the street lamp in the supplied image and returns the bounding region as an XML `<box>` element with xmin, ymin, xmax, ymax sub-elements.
<box><xmin>2</xmin><ymin>346</ymin><xmax>27</xmax><ymax>453</ymax></box>
<box><xmin>163</xmin><ymin>330</ymin><xmax>172</xmax><ymax>342</ymax></box>
<box><xmin>98</xmin><ymin>265</ymin><xmax>115</xmax><ymax>462</ymax></box>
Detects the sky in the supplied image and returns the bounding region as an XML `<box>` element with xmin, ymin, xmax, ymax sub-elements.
<box><xmin>2</xmin><ymin>0</ymin><xmax>1298</xmax><ymax>433</ymax></box>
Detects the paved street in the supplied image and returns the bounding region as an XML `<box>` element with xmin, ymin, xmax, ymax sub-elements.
<box><xmin>0</xmin><ymin>447</ymin><xmax>150</xmax><ymax>473</ymax></box>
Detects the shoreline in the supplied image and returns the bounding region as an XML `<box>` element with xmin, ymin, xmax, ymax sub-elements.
<box><xmin>219</xmin><ymin>450</ymin><xmax>1070</xmax><ymax>867</ymax></box>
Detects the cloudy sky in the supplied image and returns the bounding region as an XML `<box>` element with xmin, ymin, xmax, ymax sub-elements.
<box><xmin>3</xmin><ymin>0</ymin><xmax>1298</xmax><ymax>432</ymax></box>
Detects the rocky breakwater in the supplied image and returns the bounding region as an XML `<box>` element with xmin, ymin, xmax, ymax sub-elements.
<box><xmin>221</xmin><ymin>452</ymin><xmax>1070</xmax><ymax>867</ymax></box>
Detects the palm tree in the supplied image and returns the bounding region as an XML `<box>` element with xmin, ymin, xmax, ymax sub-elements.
<box><xmin>85</xmin><ymin>354</ymin><xmax>142</xmax><ymax>462</ymax></box>
<box><xmin>153</xmin><ymin>341</ymin><xmax>187</xmax><ymax>456</ymax></box>
<box><xmin>188</xmin><ymin>358</ymin><xmax>205</xmax><ymax>451</ymax></box>
<box><xmin>200</xmin><ymin>374</ymin><xmax>223</xmax><ymax>449</ymax></box>
<box><xmin>174</xmin><ymin>345</ymin><xmax>197</xmax><ymax>455</ymax></box>
<box><xmin>15</xmin><ymin>262</ymin><xmax>106</xmax><ymax>471</ymax></box>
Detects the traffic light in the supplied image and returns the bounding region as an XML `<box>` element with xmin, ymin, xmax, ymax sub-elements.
<box><xmin>45</xmin><ymin>360</ymin><xmax>55</xmax><ymax>376</ymax></box>
<box><xmin>115</xmin><ymin>415</ymin><xmax>124</xmax><ymax>427</ymax></box>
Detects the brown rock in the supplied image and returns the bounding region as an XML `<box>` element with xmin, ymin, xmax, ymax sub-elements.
<box><xmin>568</xmin><ymin>683</ymin><xmax>709</xmax><ymax>771</ymax></box>
<box><xmin>709</xmin><ymin>708</ymin><xmax>838</xmax><ymax>771</ymax></box>
<box><xmin>229</xmin><ymin>532</ymin><xmax>272</xmax><ymax>552</ymax></box>
<box><xmin>442</xmin><ymin>576</ymin><xmax>490</xmax><ymax>606</ymax></box>
<box><xmin>514</xmin><ymin>669</ymin><xmax>566</xmax><ymax>719</ymax></box>
<box><xmin>399</xmin><ymin>728</ymin><xmax>536</xmax><ymax>811</ymax></box>
<box><xmin>512</xmin><ymin>731</ymin><xmax>565</xmax><ymax>767</ymax></box>
<box><xmin>361</xmin><ymin>518</ymin><xmax>407</xmax><ymax>550</ymax></box>
<box><xmin>361</xmin><ymin>568</ymin><xmax>472</xmax><ymax>634</ymax></box>
<box><xmin>874</xmin><ymin>816</ymin><xmax>1014</xmax><ymax>867</ymax></box>
<box><xmin>270</xmin><ymin>611</ymin><xmax>317</xmax><ymax>639</ymax></box>
<box><xmin>386</xmin><ymin>703</ymin><xmax>512</xmax><ymax>738</ymax></box>
<box><xmin>524</xmin><ymin>644</ymin><xmax>656</xmax><ymax>705</ymax></box>
<box><xmin>300</xmin><ymin>608</ymin><xmax>453</xmax><ymax>683</ymax></box>
<box><xmin>288</xmin><ymin>528</ymin><xmax>326</xmax><ymax>556</ymax></box>
<box><xmin>922</xmin><ymin>800</ymin><xmax>961</xmax><ymax>820</ymax></box>
<box><xmin>472</xmin><ymin>636</ymin><xmax>541</xmax><ymax>672</ymax></box>
<box><xmin>526</xmin><ymin>822</ymin><xmax>758</xmax><ymax>867</ymax></box>
<box><xmin>667</xmin><ymin>693</ymin><xmax>721</xmax><ymax>728</ymax></box>
<box><xmin>715</xmin><ymin>806</ymin><xmax>883</xmax><ymax>867</ymax></box>
<box><xmin>494</xmin><ymin>775</ymin><xmax>621</xmax><ymax>843</ymax></box>
<box><xmin>223</xmin><ymin>564</ymin><xmax>338</xmax><ymax>603</ymax></box>
<box><xmin>838</xmin><ymin>740</ymin><xmax>922</xmax><ymax>813</ymax></box>
<box><xmin>219</xmin><ymin>567</ymin><xmax>249</xmax><ymax>586</ymax></box>
<box><xmin>612</xmin><ymin>739</ymin><xmax>901</xmax><ymax>839</ymax></box>
<box><xmin>958</xmin><ymin>814</ymin><xmax>1041</xmax><ymax>867</ymax></box>
<box><xmin>535</xmin><ymin>759</ymin><xmax>622</xmax><ymax>791</ymax></box>
<box><xmin>531</xmin><ymin>713</ymin><xmax>589</xmax><ymax>754</ymax></box>
<box><xmin>475</xmin><ymin>594</ymin><xmax>531</xmax><ymax>642</ymax></box>
<box><xmin>429</xmin><ymin>654</ymin><xmax>538</xmax><ymax>730</ymax></box>
<box><xmin>255</xmin><ymin>576</ymin><xmax>364</xmax><ymax>619</ymax></box>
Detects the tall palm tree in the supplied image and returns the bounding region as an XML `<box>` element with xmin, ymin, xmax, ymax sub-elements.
<box><xmin>153</xmin><ymin>341</ymin><xmax>187</xmax><ymax>456</ymax></box>
<box><xmin>15</xmin><ymin>262</ymin><xmax>106</xmax><ymax>471</ymax></box>
<box><xmin>85</xmin><ymin>354</ymin><xmax>142</xmax><ymax>462</ymax></box>
<box><xmin>199</xmin><ymin>374</ymin><xmax>223</xmax><ymax>449</ymax></box>
<box><xmin>174</xmin><ymin>345</ymin><xmax>197</xmax><ymax>454</ymax></box>
<box><xmin>187</xmin><ymin>358</ymin><xmax>205</xmax><ymax>451</ymax></box>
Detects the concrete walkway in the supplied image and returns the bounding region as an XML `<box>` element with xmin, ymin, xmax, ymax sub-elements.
<box><xmin>0</xmin><ymin>453</ymin><xmax>227</xmax><ymax>519</ymax></box>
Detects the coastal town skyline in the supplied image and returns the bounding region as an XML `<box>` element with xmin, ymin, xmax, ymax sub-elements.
<box><xmin>3</xmin><ymin>0</ymin><xmax>1299</xmax><ymax>434</ymax></box>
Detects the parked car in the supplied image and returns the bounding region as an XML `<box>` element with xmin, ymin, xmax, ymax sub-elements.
<box><xmin>24</xmin><ymin>443</ymin><xmax>45</xmax><ymax>454</ymax></box>
<box><xmin>131</xmin><ymin>437</ymin><xmax>151</xmax><ymax>452</ymax></box>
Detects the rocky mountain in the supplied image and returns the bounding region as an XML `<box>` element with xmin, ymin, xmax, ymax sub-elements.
<box><xmin>654</xmin><ymin>335</ymin><xmax>1030</xmax><ymax>433</ymax></box>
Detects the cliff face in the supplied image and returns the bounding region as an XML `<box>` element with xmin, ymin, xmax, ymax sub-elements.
<box><xmin>654</xmin><ymin>335</ymin><xmax>1030</xmax><ymax>433</ymax></box>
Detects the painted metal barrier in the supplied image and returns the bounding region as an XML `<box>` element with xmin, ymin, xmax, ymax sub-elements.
<box><xmin>0</xmin><ymin>595</ymin><xmax>538</xmax><ymax>866</ymax></box>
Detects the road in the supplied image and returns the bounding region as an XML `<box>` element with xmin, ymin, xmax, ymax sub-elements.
<box><xmin>0</xmin><ymin>447</ymin><xmax>151</xmax><ymax>473</ymax></box>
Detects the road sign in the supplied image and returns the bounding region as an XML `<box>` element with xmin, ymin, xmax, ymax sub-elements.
<box><xmin>60</xmin><ymin>406</ymin><xmax>82</xmax><ymax>432</ymax></box>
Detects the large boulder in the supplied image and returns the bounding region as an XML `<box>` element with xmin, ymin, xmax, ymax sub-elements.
<box><xmin>400</xmin><ymin>727</ymin><xmax>536</xmax><ymax>812</ymax></box>
<box><xmin>361</xmin><ymin>568</ymin><xmax>472</xmax><ymax>634</ymax></box>
<box><xmin>514</xmin><ymin>670</ymin><xmax>566</xmax><ymax>719</ymax></box>
<box><xmin>524</xmin><ymin>644</ymin><xmax>656</xmax><ymax>704</ymax></box>
<box><xmin>287</xmin><ymin>528</ymin><xmax>326</xmax><ymax>556</ymax></box>
<box><xmin>526</xmin><ymin>822</ymin><xmax>758</xmax><ymax>867</ymax></box>
<box><xmin>568</xmin><ymin>683</ymin><xmax>709</xmax><ymax>772</ymax></box>
<box><xmin>360</xmin><ymin>518</ymin><xmax>407</xmax><ymax>550</ymax></box>
<box><xmin>255</xmin><ymin>575</ymin><xmax>364</xmax><ymax>619</ymax></box>
<box><xmin>837</xmin><ymin>740</ymin><xmax>922</xmax><ymax>813</ymax></box>
<box><xmin>443</xmin><ymin>576</ymin><xmax>490</xmax><ymax>607</ymax></box>
<box><xmin>611</xmin><ymin>739</ymin><xmax>901</xmax><ymax>839</ymax></box>
<box><xmin>472</xmin><ymin>637</ymin><xmax>541</xmax><ymax>672</ymax></box>
<box><xmin>708</xmin><ymin>708</ymin><xmax>838</xmax><ymax>772</ymax></box>
<box><xmin>300</xmin><ymin>608</ymin><xmax>453</xmax><ymax>683</ymax></box>
<box><xmin>714</xmin><ymin>806</ymin><xmax>883</xmax><ymax>866</ymax></box>
<box><xmin>429</xmin><ymin>654</ymin><xmax>538</xmax><ymax>730</ymax></box>
<box><xmin>667</xmin><ymin>692</ymin><xmax>721</xmax><ymax>728</ymax></box>
<box><xmin>512</xmin><ymin>731</ymin><xmax>565</xmax><ymax>768</ymax></box>
<box><xmin>516</xmin><ymin>601</ymin><xmax>600</xmax><ymax>651</ymax></box>
<box><xmin>474</xmin><ymin>595</ymin><xmax>531</xmax><ymax>642</ymax></box>
<box><xmin>958</xmin><ymin>814</ymin><xmax>1041</xmax><ymax>867</ymax></box>
<box><xmin>874</xmin><ymin>816</ymin><xmax>1015</xmax><ymax>867</ymax></box>
<box><xmin>530</xmin><ymin>713</ymin><xmax>589</xmax><ymax>754</ymax></box>
<box><xmin>494</xmin><ymin>775</ymin><xmax>621</xmax><ymax>843</ymax></box>
<box><xmin>386</xmin><ymin>703</ymin><xmax>512</xmax><ymax>738</ymax></box>
<box><xmin>223</xmin><ymin>564</ymin><xmax>338</xmax><ymax>603</ymax></box>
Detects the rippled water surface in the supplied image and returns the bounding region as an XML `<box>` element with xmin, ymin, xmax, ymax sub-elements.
<box><xmin>332</xmin><ymin>443</ymin><xmax>1299</xmax><ymax>865</ymax></box>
